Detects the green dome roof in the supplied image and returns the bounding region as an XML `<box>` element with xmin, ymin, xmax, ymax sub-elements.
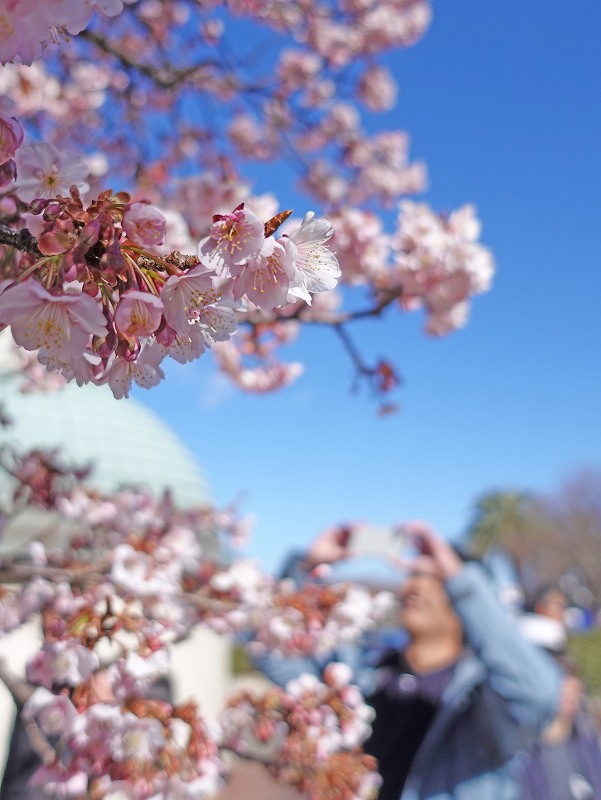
<box><xmin>0</xmin><ymin>374</ymin><xmax>211</xmax><ymax>509</ymax></box>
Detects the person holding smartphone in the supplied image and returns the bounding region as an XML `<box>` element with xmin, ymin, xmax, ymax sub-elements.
<box><xmin>254</xmin><ymin>521</ymin><xmax>562</xmax><ymax>800</ymax></box>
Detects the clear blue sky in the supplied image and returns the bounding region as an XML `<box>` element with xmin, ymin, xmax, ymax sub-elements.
<box><xmin>134</xmin><ymin>0</ymin><xmax>601</xmax><ymax>572</ymax></box>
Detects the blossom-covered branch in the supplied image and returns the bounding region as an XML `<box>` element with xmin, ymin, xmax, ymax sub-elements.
<box><xmin>0</xmin><ymin>446</ymin><xmax>394</xmax><ymax>797</ymax></box>
<box><xmin>0</xmin><ymin>0</ymin><xmax>495</xmax><ymax>408</ymax></box>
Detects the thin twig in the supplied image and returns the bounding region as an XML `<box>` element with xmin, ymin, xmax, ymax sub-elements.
<box><xmin>333</xmin><ymin>322</ymin><xmax>373</xmax><ymax>378</ymax></box>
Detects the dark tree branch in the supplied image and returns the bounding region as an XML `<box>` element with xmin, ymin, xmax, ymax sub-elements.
<box><xmin>0</xmin><ymin>225</ymin><xmax>43</xmax><ymax>259</ymax></box>
<box><xmin>80</xmin><ymin>29</ymin><xmax>217</xmax><ymax>90</ymax></box>
<box><xmin>333</xmin><ymin>322</ymin><xmax>373</xmax><ymax>379</ymax></box>
<box><xmin>0</xmin><ymin>559</ymin><xmax>110</xmax><ymax>587</ymax></box>
<box><xmin>242</xmin><ymin>287</ymin><xmax>402</xmax><ymax>328</ymax></box>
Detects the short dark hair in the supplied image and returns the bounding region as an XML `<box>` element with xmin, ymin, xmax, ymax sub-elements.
<box><xmin>528</xmin><ymin>584</ymin><xmax>567</xmax><ymax>613</ymax></box>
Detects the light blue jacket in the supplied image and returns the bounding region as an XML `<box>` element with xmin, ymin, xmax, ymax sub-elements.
<box><xmin>254</xmin><ymin>563</ymin><xmax>562</xmax><ymax>800</ymax></box>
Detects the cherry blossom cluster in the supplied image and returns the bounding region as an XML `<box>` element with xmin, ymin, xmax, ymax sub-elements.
<box><xmin>320</xmin><ymin>202</ymin><xmax>495</xmax><ymax>337</ymax></box>
<box><xmin>212</xmin><ymin>321</ymin><xmax>304</xmax><ymax>394</ymax></box>
<box><xmin>0</xmin><ymin>449</ymin><xmax>396</xmax><ymax>797</ymax></box>
<box><xmin>0</xmin><ymin>447</ymin><xmax>395</xmax><ymax>656</ymax></box>
<box><xmin>388</xmin><ymin>201</ymin><xmax>495</xmax><ymax>335</ymax></box>
<box><xmin>221</xmin><ymin>663</ymin><xmax>381</xmax><ymax>800</ymax></box>
<box><xmin>207</xmin><ymin>199</ymin><xmax>494</xmax><ymax>402</ymax></box>
<box><xmin>0</xmin><ymin>0</ymin><xmax>496</xmax><ymax>407</ymax></box>
<box><xmin>23</xmin><ymin>684</ymin><xmax>227</xmax><ymax>799</ymax></box>
<box><xmin>0</xmin><ymin>0</ymin><xmax>429</xmax><ymax>211</ymax></box>
<box><xmin>0</xmin><ymin>163</ymin><xmax>340</xmax><ymax>397</ymax></box>
<box><xmin>21</xmin><ymin>660</ymin><xmax>379</xmax><ymax>799</ymax></box>
<box><xmin>248</xmin><ymin>582</ymin><xmax>395</xmax><ymax>658</ymax></box>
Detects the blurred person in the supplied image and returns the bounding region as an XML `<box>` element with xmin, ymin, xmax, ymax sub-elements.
<box><xmin>520</xmin><ymin>655</ymin><xmax>601</xmax><ymax>800</ymax></box>
<box><xmin>517</xmin><ymin>584</ymin><xmax>568</xmax><ymax>656</ymax></box>
<box><xmin>533</xmin><ymin>586</ymin><xmax>569</xmax><ymax>625</ymax></box>
<box><xmin>255</xmin><ymin>522</ymin><xmax>562</xmax><ymax>800</ymax></box>
<box><xmin>519</xmin><ymin>585</ymin><xmax>601</xmax><ymax>800</ymax></box>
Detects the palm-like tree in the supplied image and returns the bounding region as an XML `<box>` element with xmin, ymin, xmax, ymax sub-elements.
<box><xmin>466</xmin><ymin>490</ymin><xmax>551</xmax><ymax>597</ymax></box>
<box><xmin>468</xmin><ymin>491</ymin><xmax>532</xmax><ymax>556</ymax></box>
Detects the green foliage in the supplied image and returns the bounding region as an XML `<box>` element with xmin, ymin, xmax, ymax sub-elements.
<box><xmin>468</xmin><ymin>490</ymin><xmax>533</xmax><ymax>557</ymax></box>
<box><xmin>568</xmin><ymin>628</ymin><xmax>601</xmax><ymax>697</ymax></box>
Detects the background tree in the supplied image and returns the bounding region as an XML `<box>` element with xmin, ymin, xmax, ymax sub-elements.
<box><xmin>467</xmin><ymin>490</ymin><xmax>543</xmax><ymax>597</ymax></box>
<box><xmin>466</xmin><ymin>472</ymin><xmax>601</xmax><ymax>609</ymax></box>
<box><xmin>535</xmin><ymin>468</ymin><xmax>601</xmax><ymax>608</ymax></box>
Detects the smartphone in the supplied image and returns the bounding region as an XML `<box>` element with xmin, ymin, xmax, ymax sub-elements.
<box><xmin>351</xmin><ymin>523</ymin><xmax>411</xmax><ymax>559</ymax></box>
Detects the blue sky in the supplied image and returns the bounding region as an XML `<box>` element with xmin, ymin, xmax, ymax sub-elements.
<box><xmin>134</xmin><ymin>0</ymin><xmax>601</xmax><ymax>573</ymax></box>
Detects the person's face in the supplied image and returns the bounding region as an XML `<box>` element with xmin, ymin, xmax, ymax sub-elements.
<box><xmin>398</xmin><ymin>572</ymin><xmax>462</xmax><ymax>638</ymax></box>
<box><xmin>536</xmin><ymin>590</ymin><xmax>568</xmax><ymax>624</ymax></box>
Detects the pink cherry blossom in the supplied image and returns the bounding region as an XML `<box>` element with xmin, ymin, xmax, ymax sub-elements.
<box><xmin>0</xmin><ymin>61</ymin><xmax>61</xmax><ymax>115</ymax></box>
<box><xmin>172</xmin><ymin>174</ymin><xmax>251</xmax><ymax>239</ymax></box>
<box><xmin>23</xmin><ymin>687</ymin><xmax>79</xmax><ymax>736</ymax></box>
<box><xmin>228</xmin><ymin>114</ymin><xmax>276</xmax><ymax>160</ymax></box>
<box><xmin>114</xmin><ymin>290</ymin><xmax>164</xmax><ymax>338</ymax></box>
<box><xmin>0</xmin><ymin>110</ymin><xmax>23</xmax><ymax>165</ymax></box>
<box><xmin>109</xmin><ymin>650</ymin><xmax>170</xmax><ymax>700</ymax></box>
<box><xmin>213</xmin><ymin>337</ymin><xmax>305</xmax><ymax>393</ymax></box>
<box><xmin>277</xmin><ymin>49</ymin><xmax>322</xmax><ymax>93</ymax></box>
<box><xmin>27</xmin><ymin>640</ymin><xmax>100</xmax><ymax>688</ymax></box>
<box><xmin>231</xmin><ymin>236</ymin><xmax>296</xmax><ymax>309</ymax></box>
<box><xmin>198</xmin><ymin>301</ymin><xmax>238</xmax><ymax>344</ymax></box>
<box><xmin>358</xmin><ymin>65</ymin><xmax>398</xmax><ymax>111</ymax></box>
<box><xmin>285</xmin><ymin>212</ymin><xmax>341</xmax><ymax>304</ymax></box>
<box><xmin>0</xmin><ymin>280</ymin><xmax>107</xmax><ymax>360</ymax></box>
<box><xmin>100</xmin><ymin>344</ymin><xmax>165</xmax><ymax>398</ymax></box>
<box><xmin>122</xmin><ymin>202</ymin><xmax>167</xmax><ymax>247</ymax></box>
<box><xmin>200</xmin><ymin>204</ymin><xmax>265</xmax><ymax>273</ymax></box>
<box><xmin>154</xmin><ymin>208</ymin><xmax>196</xmax><ymax>255</ymax></box>
<box><xmin>37</xmin><ymin>350</ymin><xmax>100</xmax><ymax>387</ymax></box>
<box><xmin>110</xmin><ymin>713</ymin><xmax>166</xmax><ymax>761</ymax></box>
<box><xmin>14</xmin><ymin>142</ymin><xmax>89</xmax><ymax>201</ymax></box>
<box><xmin>73</xmin><ymin>702</ymin><xmax>123</xmax><ymax>754</ymax></box>
<box><xmin>0</xmin><ymin>576</ymin><xmax>55</xmax><ymax>634</ymax></box>
<box><xmin>302</xmin><ymin>159</ymin><xmax>350</xmax><ymax>205</ymax></box>
<box><xmin>330</xmin><ymin>207</ymin><xmax>391</xmax><ymax>284</ymax></box>
<box><xmin>160</xmin><ymin>264</ymin><xmax>217</xmax><ymax>330</ymax></box>
<box><xmin>389</xmin><ymin>201</ymin><xmax>495</xmax><ymax>333</ymax></box>
<box><xmin>155</xmin><ymin>324</ymin><xmax>207</xmax><ymax>364</ymax></box>
<box><xmin>0</xmin><ymin>0</ymin><xmax>125</xmax><ymax>66</ymax></box>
